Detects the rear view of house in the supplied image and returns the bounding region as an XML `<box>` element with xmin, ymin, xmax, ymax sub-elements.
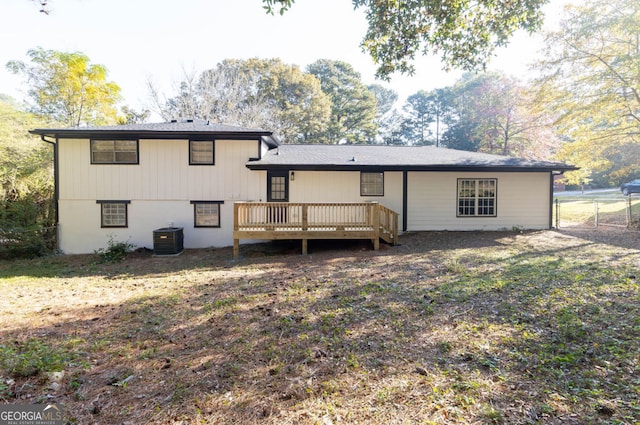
<box><xmin>31</xmin><ymin>119</ymin><xmax>576</xmax><ymax>254</ymax></box>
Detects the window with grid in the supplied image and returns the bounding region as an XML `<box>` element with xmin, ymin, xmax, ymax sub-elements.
<box><xmin>97</xmin><ymin>201</ymin><xmax>129</xmax><ymax>227</ymax></box>
<box><xmin>270</xmin><ymin>176</ymin><xmax>287</xmax><ymax>201</ymax></box>
<box><xmin>189</xmin><ymin>140</ymin><xmax>214</xmax><ymax>165</ymax></box>
<box><xmin>360</xmin><ymin>172</ymin><xmax>384</xmax><ymax>196</ymax></box>
<box><xmin>91</xmin><ymin>140</ymin><xmax>138</xmax><ymax>164</ymax></box>
<box><xmin>192</xmin><ymin>201</ymin><xmax>222</xmax><ymax>227</ymax></box>
<box><xmin>457</xmin><ymin>179</ymin><xmax>497</xmax><ymax>217</ymax></box>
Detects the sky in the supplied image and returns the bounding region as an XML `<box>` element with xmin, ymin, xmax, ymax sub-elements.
<box><xmin>0</xmin><ymin>0</ymin><xmax>569</xmax><ymax>117</ymax></box>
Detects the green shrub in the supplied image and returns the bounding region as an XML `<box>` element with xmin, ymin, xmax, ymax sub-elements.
<box><xmin>0</xmin><ymin>227</ymin><xmax>50</xmax><ymax>259</ymax></box>
<box><xmin>94</xmin><ymin>235</ymin><xmax>135</xmax><ymax>263</ymax></box>
<box><xmin>0</xmin><ymin>339</ymin><xmax>73</xmax><ymax>377</ymax></box>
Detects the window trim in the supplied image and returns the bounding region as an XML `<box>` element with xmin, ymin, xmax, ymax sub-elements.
<box><xmin>190</xmin><ymin>200</ymin><xmax>223</xmax><ymax>228</ymax></box>
<box><xmin>90</xmin><ymin>139</ymin><xmax>139</xmax><ymax>165</ymax></box>
<box><xmin>189</xmin><ymin>140</ymin><xmax>215</xmax><ymax>165</ymax></box>
<box><xmin>360</xmin><ymin>171</ymin><xmax>385</xmax><ymax>197</ymax></box>
<box><xmin>96</xmin><ymin>200</ymin><xmax>130</xmax><ymax>228</ymax></box>
<box><xmin>456</xmin><ymin>178</ymin><xmax>497</xmax><ymax>218</ymax></box>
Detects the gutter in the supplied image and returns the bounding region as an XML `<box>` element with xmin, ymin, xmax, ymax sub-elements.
<box><xmin>245</xmin><ymin>163</ymin><xmax>579</xmax><ymax>173</ymax></box>
<box><xmin>39</xmin><ymin>135</ymin><xmax>59</xmax><ymax>249</ymax></box>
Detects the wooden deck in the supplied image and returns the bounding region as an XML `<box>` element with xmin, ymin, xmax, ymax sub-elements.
<box><xmin>233</xmin><ymin>202</ymin><xmax>399</xmax><ymax>259</ymax></box>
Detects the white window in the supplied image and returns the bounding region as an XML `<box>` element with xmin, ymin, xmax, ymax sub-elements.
<box><xmin>191</xmin><ymin>201</ymin><xmax>222</xmax><ymax>227</ymax></box>
<box><xmin>91</xmin><ymin>140</ymin><xmax>138</xmax><ymax>164</ymax></box>
<box><xmin>97</xmin><ymin>201</ymin><xmax>129</xmax><ymax>227</ymax></box>
<box><xmin>189</xmin><ymin>140</ymin><xmax>214</xmax><ymax>165</ymax></box>
<box><xmin>457</xmin><ymin>179</ymin><xmax>497</xmax><ymax>217</ymax></box>
<box><xmin>361</xmin><ymin>172</ymin><xmax>384</xmax><ymax>196</ymax></box>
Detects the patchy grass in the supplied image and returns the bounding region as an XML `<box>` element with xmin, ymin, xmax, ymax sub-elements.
<box><xmin>0</xmin><ymin>230</ymin><xmax>639</xmax><ymax>424</ymax></box>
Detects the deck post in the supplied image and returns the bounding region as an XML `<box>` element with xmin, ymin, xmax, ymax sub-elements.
<box><xmin>301</xmin><ymin>204</ymin><xmax>309</xmax><ymax>254</ymax></box>
<box><xmin>233</xmin><ymin>203</ymin><xmax>240</xmax><ymax>259</ymax></box>
<box><xmin>371</xmin><ymin>202</ymin><xmax>380</xmax><ymax>250</ymax></box>
<box><xmin>392</xmin><ymin>210</ymin><xmax>399</xmax><ymax>245</ymax></box>
<box><xmin>302</xmin><ymin>204</ymin><xmax>308</xmax><ymax>231</ymax></box>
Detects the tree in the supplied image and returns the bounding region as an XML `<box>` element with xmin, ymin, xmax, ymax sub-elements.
<box><xmin>7</xmin><ymin>48</ymin><xmax>122</xmax><ymax>127</ymax></box>
<box><xmin>441</xmin><ymin>73</ymin><xmax>559</xmax><ymax>159</ymax></box>
<box><xmin>263</xmin><ymin>0</ymin><xmax>547</xmax><ymax>79</ymax></box>
<box><xmin>441</xmin><ymin>120</ymin><xmax>481</xmax><ymax>152</ymax></box>
<box><xmin>400</xmin><ymin>88</ymin><xmax>454</xmax><ymax>146</ymax></box>
<box><xmin>0</xmin><ymin>96</ymin><xmax>54</xmax><ymax>226</ymax></box>
<box><xmin>151</xmin><ymin>59</ymin><xmax>330</xmax><ymax>143</ymax></box>
<box><xmin>307</xmin><ymin>59</ymin><xmax>377</xmax><ymax>144</ymax></box>
<box><xmin>424</xmin><ymin>88</ymin><xmax>453</xmax><ymax>148</ymax></box>
<box><xmin>379</xmin><ymin>109</ymin><xmax>407</xmax><ymax>145</ymax></box>
<box><xmin>118</xmin><ymin>106</ymin><xmax>150</xmax><ymax>125</ymax></box>
<box><xmin>402</xmin><ymin>91</ymin><xmax>433</xmax><ymax>145</ymax></box>
<box><xmin>368</xmin><ymin>84</ymin><xmax>398</xmax><ymax>144</ymax></box>
<box><xmin>535</xmin><ymin>0</ymin><xmax>640</xmax><ymax>185</ymax></box>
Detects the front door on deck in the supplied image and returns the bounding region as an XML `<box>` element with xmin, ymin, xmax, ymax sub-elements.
<box><xmin>267</xmin><ymin>171</ymin><xmax>289</xmax><ymax>225</ymax></box>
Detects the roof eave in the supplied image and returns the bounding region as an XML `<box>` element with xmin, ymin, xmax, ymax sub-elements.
<box><xmin>29</xmin><ymin>128</ymin><xmax>273</xmax><ymax>140</ymax></box>
<box><xmin>245</xmin><ymin>163</ymin><xmax>579</xmax><ymax>173</ymax></box>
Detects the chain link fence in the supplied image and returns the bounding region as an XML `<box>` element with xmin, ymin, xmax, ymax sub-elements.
<box><xmin>554</xmin><ymin>196</ymin><xmax>640</xmax><ymax>229</ymax></box>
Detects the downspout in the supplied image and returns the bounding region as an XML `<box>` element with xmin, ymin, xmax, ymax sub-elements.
<box><xmin>40</xmin><ymin>135</ymin><xmax>59</xmax><ymax>248</ymax></box>
<box><xmin>403</xmin><ymin>171</ymin><xmax>408</xmax><ymax>232</ymax></box>
<box><xmin>550</xmin><ymin>171</ymin><xmax>563</xmax><ymax>229</ymax></box>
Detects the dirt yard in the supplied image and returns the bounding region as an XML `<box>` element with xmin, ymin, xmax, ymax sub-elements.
<box><xmin>1</xmin><ymin>229</ymin><xmax>639</xmax><ymax>424</ymax></box>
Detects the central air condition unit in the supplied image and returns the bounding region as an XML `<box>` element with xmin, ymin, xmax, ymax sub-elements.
<box><xmin>153</xmin><ymin>227</ymin><xmax>184</xmax><ymax>255</ymax></box>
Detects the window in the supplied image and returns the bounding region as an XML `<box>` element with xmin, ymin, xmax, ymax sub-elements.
<box><xmin>191</xmin><ymin>201</ymin><xmax>223</xmax><ymax>227</ymax></box>
<box><xmin>97</xmin><ymin>201</ymin><xmax>130</xmax><ymax>227</ymax></box>
<box><xmin>267</xmin><ymin>171</ymin><xmax>289</xmax><ymax>202</ymax></box>
<box><xmin>457</xmin><ymin>179</ymin><xmax>497</xmax><ymax>217</ymax></box>
<box><xmin>91</xmin><ymin>140</ymin><xmax>138</xmax><ymax>164</ymax></box>
<box><xmin>189</xmin><ymin>140</ymin><xmax>214</xmax><ymax>165</ymax></box>
<box><xmin>361</xmin><ymin>172</ymin><xmax>384</xmax><ymax>196</ymax></box>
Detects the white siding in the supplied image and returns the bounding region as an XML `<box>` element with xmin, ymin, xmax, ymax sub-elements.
<box><xmin>407</xmin><ymin>171</ymin><xmax>551</xmax><ymax>231</ymax></box>
<box><xmin>288</xmin><ymin>170</ymin><xmax>404</xmax><ymax>230</ymax></box>
<box><xmin>58</xmin><ymin>200</ymin><xmax>240</xmax><ymax>254</ymax></box>
<box><xmin>57</xmin><ymin>138</ymin><xmax>266</xmax><ymax>253</ymax></box>
<box><xmin>59</xmin><ymin>139</ymin><xmax>264</xmax><ymax>201</ymax></box>
<box><xmin>56</xmin><ymin>137</ymin><xmax>553</xmax><ymax>253</ymax></box>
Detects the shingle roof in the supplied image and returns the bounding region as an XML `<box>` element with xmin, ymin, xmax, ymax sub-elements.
<box><xmin>247</xmin><ymin>144</ymin><xmax>577</xmax><ymax>172</ymax></box>
<box><xmin>30</xmin><ymin>119</ymin><xmax>278</xmax><ymax>147</ymax></box>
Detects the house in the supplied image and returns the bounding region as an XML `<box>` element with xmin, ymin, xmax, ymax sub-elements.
<box><xmin>31</xmin><ymin>119</ymin><xmax>576</xmax><ymax>255</ymax></box>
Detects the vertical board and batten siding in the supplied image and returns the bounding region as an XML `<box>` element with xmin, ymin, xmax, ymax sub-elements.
<box><xmin>407</xmin><ymin>171</ymin><xmax>550</xmax><ymax>231</ymax></box>
<box><xmin>57</xmin><ymin>138</ymin><xmax>266</xmax><ymax>253</ymax></box>
<box><xmin>288</xmin><ymin>171</ymin><xmax>404</xmax><ymax>230</ymax></box>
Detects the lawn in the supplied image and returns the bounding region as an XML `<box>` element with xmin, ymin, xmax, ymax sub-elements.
<box><xmin>1</xmin><ymin>230</ymin><xmax>639</xmax><ymax>424</ymax></box>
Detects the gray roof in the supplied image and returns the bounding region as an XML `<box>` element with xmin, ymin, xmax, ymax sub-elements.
<box><xmin>30</xmin><ymin>119</ymin><xmax>279</xmax><ymax>146</ymax></box>
<box><xmin>247</xmin><ymin>144</ymin><xmax>576</xmax><ymax>172</ymax></box>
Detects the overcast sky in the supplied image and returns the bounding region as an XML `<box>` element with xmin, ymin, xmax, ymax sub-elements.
<box><xmin>0</xmin><ymin>0</ymin><xmax>569</xmax><ymax>116</ymax></box>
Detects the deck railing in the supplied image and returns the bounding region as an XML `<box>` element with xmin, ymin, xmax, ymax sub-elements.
<box><xmin>233</xmin><ymin>202</ymin><xmax>399</xmax><ymax>258</ymax></box>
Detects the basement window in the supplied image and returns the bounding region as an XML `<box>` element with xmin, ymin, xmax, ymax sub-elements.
<box><xmin>97</xmin><ymin>200</ymin><xmax>130</xmax><ymax>227</ymax></box>
<box><xmin>191</xmin><ymin>201</ymin><xmax>223</xmax><ymax>227</ymax></box>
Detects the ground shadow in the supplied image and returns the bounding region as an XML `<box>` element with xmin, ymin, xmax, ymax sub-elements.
<box><xmin>1</xmin><ymin>229</ymin><xmax>638</xmax><ymax>424</ymax></box>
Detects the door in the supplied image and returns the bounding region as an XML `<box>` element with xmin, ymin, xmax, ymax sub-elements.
<box><xmin>267</xmin><ymin>171</ymin><xmax>289</xmax><ymax>202</ymax></box>
<box><xmin>267</xmin><ymin>171</ymin><xmax>289</xmax><ymax>225</ymax></box>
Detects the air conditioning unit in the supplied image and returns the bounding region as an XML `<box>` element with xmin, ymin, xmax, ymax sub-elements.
<box><xmin>153</xmin><ymin>227</ymin><xmax>184</xmax><ymax>255</ymax></box>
